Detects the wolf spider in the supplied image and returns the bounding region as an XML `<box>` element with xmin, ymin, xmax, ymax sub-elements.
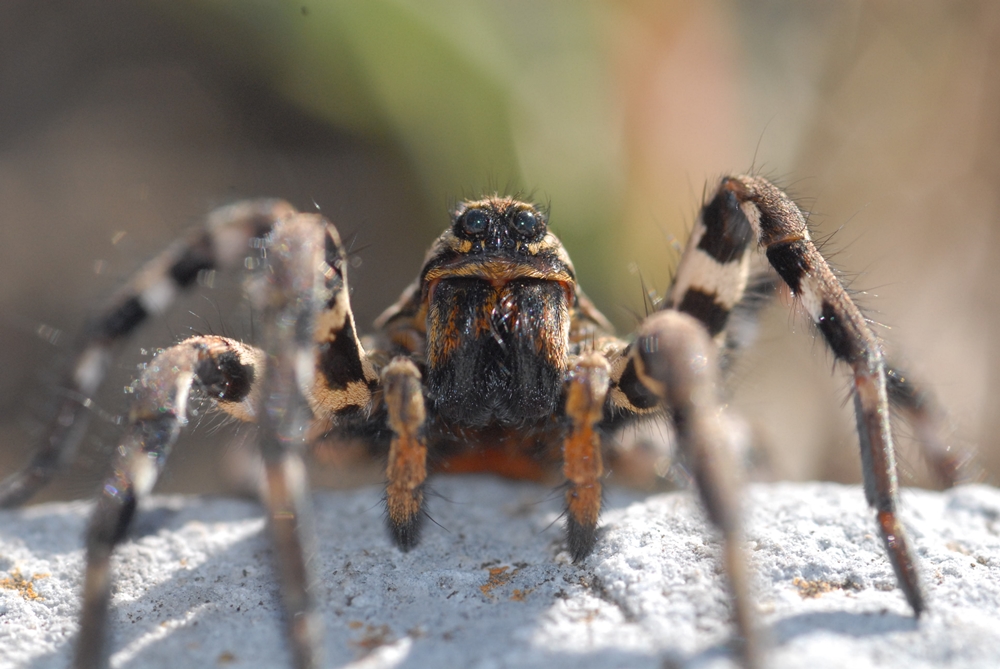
<box><xmin>0</xmin><ymin>175</ymin><xmax>958</xmax><ymax>668</ymax></box>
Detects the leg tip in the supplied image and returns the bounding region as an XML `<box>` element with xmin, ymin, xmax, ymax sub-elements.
<box><xmin>387</xmin><ymin>509</ymin><xmax>424</xmax><ymax>551</ymax></box>
<box><xmin>566</xmin><ymin>515</ymin><xmax>597</xmax><ymax>563</ymax></box>
<box><xmin>385</xmin><ymin>481</ymin><xmax>426</xmax><ymax>551</ymax></box>
<box><xmin>909</xmin><ymin>591</ymin><xmax>926</xmax><ymax>619</ymax></box>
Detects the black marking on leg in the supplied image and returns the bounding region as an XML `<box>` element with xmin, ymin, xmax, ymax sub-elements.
<box><xmin>677</xmin><ymin>288</ymin><xmax>731</xmax><ymax>336</ymax></box>
<box><xmin>615</xmin><ymin>358</ymin><xmax>661</xmax><ymax>410</ymax></box>
<box><xmin>168</xmin><ymin>236</ymin><xmax>215</xmax><ymax>287</ymax></box>
<box><xmin>195</xmin><ymin>350</ymin><xmax>256</xmax><ymax>403</ymax></box>
<box><xmin>110</xmin><ymin>493</ymin><xmax>137</xmax><ymax>546</ymax></box>
<box><xmin>764</xmin><ymin>240</ymin><xmax>810</xmax><ymax>294</ymax></box>
<box><xmin>93</xmin><ymin>296</ymin><xmax>148</xmax><ymax>340</ymax></box>
<box><xmin>318</xmin><ymin>319</ymin><xmax>367</xmax><ymax>390</ymax></box>
<box><xmin>85</xmin><ymin>489</ymin><xmax>139</xmax><ymax>554</ymax></box>
<box><xmin>698</xmin><ymin>188</ymin><xmax>754</xmax><ymax>263</ymax></box>
<box><xmin>816</xmin><ymin>301</ymin><xmax>863</xmax><ymax>364</ymax></box>
<box><xmin>216</xmin><ymin>350</ymin><xmax>256</xmax><ymax>402</ymax></box>
<box><xmin>387</xmin><ymin>495</ymin><xmax>425</xmax><ymax>551</ymax></box>
<box><xmin>886</xmin><ymin>366</ymin><xmax>935</xmax><ymax>415</ymax></box>
<box><xmin>634</xmin><ymin>330</ymin><xmax>673</xmax><ymax>387</ymax></box>
<box><xmin>566</xmin><ymin>513</ymin><xmax>598</xmax><ymax>563</ymax></box>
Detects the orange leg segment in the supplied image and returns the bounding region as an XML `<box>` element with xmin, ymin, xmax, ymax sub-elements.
<box><xmin>383</xmin><ymin>357</ymin><xmax>428</xmax><ymax>550</ymax></box>
<box><xmin>562</xmin><ymin>352</ymin><xmax>610</xmax><ymax>561</ymax></box>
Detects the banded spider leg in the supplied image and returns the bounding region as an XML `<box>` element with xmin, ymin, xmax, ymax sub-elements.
<box><xmin>73</xmin><ymin>209</ymin><xmax>376</xmax><ymax>669</ymax></box>
<box><xmin>728</xmin><ymin>175</ymin><xmax>925</xmax><ymax>614</ymax></box>
<box><xmin>567</xmin><ymin>175</ymin><xmax>933</xmax><ymax>666</ymax></box>
<box><xmin>665</xmin><ymin>175</ymin><xmax>926</xmax><ymax>614</ymax></box>
<box><xmin>0</xmin><ymin>200</ymin><xmax>296</xmax><ymax>508</ymax></box>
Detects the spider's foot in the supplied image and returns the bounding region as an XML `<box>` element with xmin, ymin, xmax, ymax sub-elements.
<box><xmin>566</xmin><ymin>511</ymin><xmax>598</xmax><ymax>563</ymax></box>
<box><xmin>562</xmin><ymin>353</ymin><xmax>608</xmax><ymax>564</ymax></box>
<box><xmin>383</xmin><ymin>357</ymin><xmax>429</xmax><ymax>552</ymax></box>
<box><xmin>386</xmin><ymin>487</ymin><xmax>425</xmax><ymax>551</ymax></box>
<box><xmin>878</xmin><ymin>509</ymin><xmax>926</xmax><ymax>617</ymax></box>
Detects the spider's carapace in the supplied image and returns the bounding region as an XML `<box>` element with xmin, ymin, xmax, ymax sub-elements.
<box><xmin>367</xmin><ymin>197</ymin><xmax>621</xmax><ymax>478</ymax></box>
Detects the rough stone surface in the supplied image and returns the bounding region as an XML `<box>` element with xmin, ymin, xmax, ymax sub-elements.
<box><xmin>1</xmin><ymin>479</ymin><xmax>998</xmax><ymax>668</ymax></box>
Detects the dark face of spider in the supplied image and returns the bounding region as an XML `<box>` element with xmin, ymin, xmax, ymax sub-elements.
<box><xmin>421</xmin><ymin>197</ymin><xmax>575</xmax><ymax>428</ymax></box>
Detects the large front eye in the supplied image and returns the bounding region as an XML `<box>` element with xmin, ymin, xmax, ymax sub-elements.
<box><xmin>460</xmin><ymin>209</ymin><xmax>489</xmax><ymax>236</ymax></box>
<box><xmin>512</xmin><ymin>210</ymin><xmax>540</xmax><ymax>237</ymax></box>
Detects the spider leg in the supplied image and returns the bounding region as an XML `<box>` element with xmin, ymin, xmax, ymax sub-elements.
<box><xmin>672</xmin><ymin>219</ymin><xmax>965</xmax><ymax>492</ymax></box>
<box><xmin>0</xmin><ymin>199</ymin><xmax>296</xmax><ymax>507</ymax></box>
<box><xmin>666</xmin><ymin>179</ymin><xmax>755</xmax><ymax>341</ymax></box>
<box><xmin>631</xmin><ymin>310</ymin><xmax>758</xmax><ymax>669</ymax></box>
<box><xmin>75</xmin><ymin>335</ymin><xmax>263</xmax><ymax>668</ymax></box>
<box><xmin>672</xmin><ymin>223</ymin><xmax>964</xmax><ymax>490</ymax></box>
<box><xmin>74</xmin><ymin>213</ymin><xmax>354</xmax><ymax>669</ymax></box>
<box><xmin>250</xmin><ymin>213</ymin><xmax>347</xmax><ymax>669</ymax></box>
<box><xmin>722</xmin><ymin>174</ymin><xmax>925</xmax><ymax>616</ymax></box>
<box><xmin>382</xmin><ymin>357</ymin><xmax>428</xmax><ymax>549</ymax></box>
<box><xmin>562</xmin><ymin>352</ymin><xmax>611</xmax><ymax>560</ymax></box>
<box><xmin>583</xmin><ymin>324</ymin><xmax>758</xmax><ymax>665</ymax></box>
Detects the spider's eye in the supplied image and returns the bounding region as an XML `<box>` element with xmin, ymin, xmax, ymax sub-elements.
<box><xmin>459</xmin><ymin>209</ymin><xmax>490</xmax><ymax>236</ymax></box>
<box><xmin>512</xmin><ymin>210</ymin><xmax>541</xmax><ymax>237</ymax></box>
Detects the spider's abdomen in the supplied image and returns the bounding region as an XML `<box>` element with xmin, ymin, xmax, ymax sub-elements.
<box><xmin>426</xmin><ymin>278</ymin><xmax>569</xmax><ymax>427</ymax></box>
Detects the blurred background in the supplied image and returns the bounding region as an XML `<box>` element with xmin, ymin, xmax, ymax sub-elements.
<box><xmin>0</xmin><ymin>0</ymin><xmax>996</xmax><ymax>501</ymax></box>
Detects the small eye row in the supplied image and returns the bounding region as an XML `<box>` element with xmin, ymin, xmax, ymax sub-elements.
<box><xmin>456</xmin><ymin>208</ymin><xmax>544</xmax><ymax>239</ymax></box>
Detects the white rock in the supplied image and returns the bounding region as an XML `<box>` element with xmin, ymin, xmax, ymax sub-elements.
<box><xmin>1</xmin><ymin>479</ymin><xmax>998</xmax><ymax>668</ymax></box>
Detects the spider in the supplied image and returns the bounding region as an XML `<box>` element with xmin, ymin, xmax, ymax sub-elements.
<box><xmin>0</xmin><ymin>175</ymin><xmax>957</xmax><ymax>669</ymax></box>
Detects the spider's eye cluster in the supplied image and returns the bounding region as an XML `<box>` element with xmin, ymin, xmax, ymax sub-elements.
<box><xmin>512</xmin><ymin>210</ymin><xmax>541</xmax><ymax>237</ymax></box>
<box><xmin>455</xmin><ymin>204</ymin><xmax>546</xmax><ymax>242</ymax></box>
<box><xmin>459</xmin><ymin>209</ymin><xmax>490</xmax><ymax>236</ymax></box>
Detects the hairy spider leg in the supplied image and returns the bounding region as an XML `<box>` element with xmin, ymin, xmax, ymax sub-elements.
<box><xmin>251</xmin><ymin>214</ymin><xmax>346</xmax><ymax>669</ymax></box>
<box><xmin>593</xmin><ymin>176</ymin><xmax>946</xmax><ymax>665</ymax></box>
<box><xmin>632</xmin><ymin>311</ymin><xmax>758</xmax><ymax>669</ymax></box>
<box><xmin>722</xmin><ymin>175</ymin><xmax>925</xmax><ymax>616</ymax></box>
<box><xmin>0</xmin><ymin>200</ymin><xmax>297</xmax><ymax>507</ymax></box>
<box><xmin>381</xmin><ymin>357</ymin><xmax>429</xmax><ymax>548</ymax></box>
<box><xmin>73</xmin><ymin>214</ymin><xmax>359</xmax><ymax>669</ymax></box>
<box><xmin>666</xmin><ymin>179</ymin><xmax>755</xmax><ymax>341</ymax></box>
<box><xmin>592</xmin><ymin>180</ymin><xmax>763</xmax><ymax>426</ymax></box>
<box><xmin>668</xmin><ymin>182</ymin><xmax>965</xmax><ymax>490</ymax></box>
<box><xmin>75</xmin><ymin>336</ymin><xmax>262</xmax><ymax>668</ymax></box>
<box><xmin>562</xmin><ymin>352</ymin><xmax>611</xmax><ymax>560</ymax></box>
<box><xmin>569</xmin><ymin>193</ymin><xmax>760</xmax><ymax>664</ymax></box>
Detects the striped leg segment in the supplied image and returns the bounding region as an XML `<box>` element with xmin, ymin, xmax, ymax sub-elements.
<box><xmin>250</xmin><ymin>214</ymin><xmax>346</xmax><ymax>669</ymax></box>
<box><xmin>75</xmin><ymin>335</ymin><xmax>262</xmax><ymax>669</ymax></box>
<box><xmin>673</xmin><ymin>181</ymin><xmax>961</xmax><ymax>489</ymax></box>
<box><xmin>74</xmin><ymin>213</ymin><xmax>350</xmax><ymax>669</ymax></box>
<box><xmin>666</xmin><ymin>183</ymin><xmax>755</xmax><ymax>339</ymax></box>
<box><xmin>631</xmin><ymin>310</ymin><xmax>758</xmax><ymax>669</ymax></box>
<box><xmin>0</xmin><ymin>199</ymin><xmax>296</xmax><ymax>508</ymax></box>
<box><xmin>382</xmin><ymin>357</ymin><xmax>428</xmax><ymax>550</ymax></box>
<box><xmin>723</xmin><ymin>175</ymin><xmax>925</xmax><ymax>615</ymax></box>
<box><xmin>306</xmin><ymin>220</ymin><xmax>379</xmax><ymax>421</ymax></box>
<box><xmin>562</xmin><ymin>353</ymin><xmax>611</xmax><ymax>561</ymax></box>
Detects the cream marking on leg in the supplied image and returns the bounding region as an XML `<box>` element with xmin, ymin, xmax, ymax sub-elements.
<box><xmin>669</xmin><ymin>250</ymin><xmax>751</xmax><ymax>310</ymax></box>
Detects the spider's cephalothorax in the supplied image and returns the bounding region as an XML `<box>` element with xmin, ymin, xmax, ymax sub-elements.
<box><xmin>0</xmin><ymin>177</ymin><xmax>960</xmax><ymax>669</ymax></box>
<box><xmin>417</xmin><ymin>197</ymin><xmax>575</xmax><ymax>427</ymax></box>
